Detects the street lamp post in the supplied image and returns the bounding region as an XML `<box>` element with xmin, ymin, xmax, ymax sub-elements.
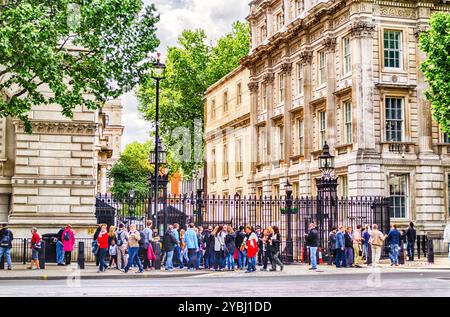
<box><xmin>149</xmin><ymin>55</ymin><xmax>166</xmax><ymax>236</ymax></box>
<box><xmin>195</xmin><ymin>178</ymin><xmax>204</xmax><ymax>227</ymax></box>
<box><xmin>284</xmin><ymin>180</ymin><xmax>293</xmax><ymax>264</ymax></box>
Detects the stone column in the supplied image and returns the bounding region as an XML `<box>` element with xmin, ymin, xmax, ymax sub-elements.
<box><xmin>324</xmin><ymin>37</ymin><xmax>337</xmax><ymax>148</ymax></box>
<box><xmin>248</xmin><ymin>81</ymin><xmax>259</xmax><ymax>173</ymax></box>
<box><xmin>99</xmin><ymin>164</ymin><xmax>107</xmax><ymax>195</ymax></box>
<box><xmin>263</xmin><ymin>72</ymin><xmax>275</xmax><ymax>164</ymax></box>
<box><xmin>281</xmin><ymin>62</ymin><xmax>293</xmax><ymax>164</ymax></box>
<box><xmin>300</xmin><ymin>51</ymin><xmax>313</xmax><ymax>161</ymax></box>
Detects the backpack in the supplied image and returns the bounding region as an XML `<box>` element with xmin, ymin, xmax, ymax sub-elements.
<box><xmin>139</xmin><ymin>231</ymin><xmax>148</xmax><ymax>248</ymax></box>
<box><xmin>116</xmin><ymin>231</ymin><xmax>124</xmax><ymax>247</ymax></box>
<box><xmin>63</xmin><ymin>231</ymin><xmax>71</xmax><ymax>241</ymax></box>
<box><xmin>0</xmin><ymin>231</ymin><xmax>11</xmax><ymax>248</ymax></box>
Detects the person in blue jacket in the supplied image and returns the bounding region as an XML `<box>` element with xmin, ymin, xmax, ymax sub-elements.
<box><xmin>335</xmin><ymin>226</ymin><xmax>346</xmax><ymax>268</ymax></box>
<box><xmin>386</xmin><ymin>224</ymin><xmax>401</xmax><ymax>266</ymax></box>
<box><xmin>184</xmin><ymin>223</ymin><xmax>199</xmax><ymax>271</ymax></box>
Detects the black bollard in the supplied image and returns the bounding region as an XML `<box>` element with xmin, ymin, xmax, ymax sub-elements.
<box><xmin>398</xmin><ymin>243</ymin><xmax>405</xmax><ymax>265</ymax></box>
<box><xmin>77</xmin><ymin>241</ymin><xmax>85</xmax><ymax>269</ymax></box>
<box><xmin>38</xmin><ymin>240</ymin><xmax>46</xmax><ymax>269</ymax></box>
<box><xmin>427</xmin><ymin>238</ymin><xmax>434</xmax><ymax>264</ymax></box>
<box><xmin>152</xmin><ymin>241</ymin><xmax>162</xmax><ymax>270</ymax></box>
<box><xmin>0</xmin><ymin>254</ymin><xmax>4</xmax><ymax>270</ymax></box>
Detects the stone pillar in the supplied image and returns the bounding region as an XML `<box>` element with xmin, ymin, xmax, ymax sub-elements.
<box><xmin>324</xmin><ymin>37</ymin><xmax>337</xmax><ymax>148</ymax></box>
<box><xmin>248</xmin><ymin>81</ymin><xmax>259</xmax><ymax>173</ymax></box>
<box><xmin>300</xmin><ymin>51</ymin><xmax>313</xmax><ymax>161</ymax></box>
<box><xmin>350</xmin><ymin>21</ymin><xmax>376</xmax><ymax>151</ymax></box>
<box><xmin>281</xmin><ymin>62</ymin><xmax>293</xmax><ymax>163</ymax></box>
<box><xmin>263</xmin><ymin>72</ymin><xmax>275</xmax><ymax>163</ymax></box>
<box><xmin>99</xmin><ymin>164</ymin><xmax>107</xmax><ymax>195</ymax></box>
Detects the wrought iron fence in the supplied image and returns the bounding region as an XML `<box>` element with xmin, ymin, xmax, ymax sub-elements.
<box><xmin>96</xmin><ymin>194</ymin><xmax>391</xmax><ymax>262</ymax></box>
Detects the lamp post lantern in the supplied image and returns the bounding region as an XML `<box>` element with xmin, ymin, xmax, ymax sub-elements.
<box><xmin>284</xmin><ymin>179</ymin><xmax>294</xmax><ymax>264</ymax></box>
<box><xmin>149</xmin><ymin>53</ymin><xmax>166</xmax><ymax>236</ymax></box>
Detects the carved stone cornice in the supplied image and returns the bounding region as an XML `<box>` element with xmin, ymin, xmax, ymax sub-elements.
<box><xmin>299</xmin><ymin>51</ymin><xmax>313</xmax><ymax>65</ymax></box>
<box><xmin>350</xmin><ymin>21</ymin><xmax>376</xmax><ymax>38</ymax></box>
<box><xmin>413</xmin><ymin>25</ymin><xmax>429</xmax><ymax>40</ymax></box>
<box><xmin>248</xmin><ymin>81</ymin><xmax>259</xmax><ymax>94</ymax></box>
<box><xmin>323</xmin><ymin>37</ymin><xmax>337</xmax><ymax>52</ymax></box>
<box><xmin>280</xmin><ymin>62</ymin><xmax>293</xmax><ymax>74</ymax></box>
<box><xmin>13</xmin><ymin>120</ymin><xmax>98</xmax><ymax>135</ymax></box>
<box><xmin>262</xmin><ymin>72</ymin><xmax>275</xmax><ymax>83</ymax></box>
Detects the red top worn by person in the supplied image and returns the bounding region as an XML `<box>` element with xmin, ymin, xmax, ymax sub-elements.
<box><xmin>31</xmin><ymin>231</ymin><xmax>40</xmax><ymax>249</ymax></box>
<box><xmin>97</xmin><ymin>230</ymin><xmax>109</xmax><ymax>249</ymax></box>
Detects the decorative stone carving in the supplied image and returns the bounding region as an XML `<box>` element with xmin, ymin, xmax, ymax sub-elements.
<box><xmin>350</xmin><ymin>21</ymin><xmax>376</xmax><ymax>38</ymax></box>
<box><xmin>281</xmin><ymin>62</ymin><xmax>293</xmax><ymax>74</ymax></box>
<box><xmin>380</xmin><ymin>6</ymin><xmax>417</xmax><ymax>19</ymax></box>
<box><xmin>323</xmin><ymin>37</ymin><xmax>337</xmax><ymax>52</ymax></box>
<box><xmin>13</xmin><ymin>121</ymin><xmax>97</xmax><ymax>135</ymax></box>
<box><xmin>299</xmin><ymin>51</ymin><xmax>313</xmax><ymax>64</ymax></box>
<box><xmin>248</xmin><ymin>81</ymin><xmax>259</xmax><ymax>93</ymax></box>
<box><xmin>262</xmin><ymin>72</ymin><xmax>275</xmax><ymax>83</ymax></box>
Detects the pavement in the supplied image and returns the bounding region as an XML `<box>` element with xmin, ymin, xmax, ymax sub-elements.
<box><xmin>0</xmin><ymin>256</ymin><xmax>448</xmax><ymax>281</ymax></box>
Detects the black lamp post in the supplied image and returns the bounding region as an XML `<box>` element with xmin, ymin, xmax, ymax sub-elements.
<box><xmin>195</xmin><ymin>177</ymin><xmax>204</xmax><ymax>227</ymax></box>
<box><xmin>284</xmin><ymin>179</ymin><xmax>294</xmax><ymax>264</ymax></box>
<box><xmin>150</xmin><ymin>139</ymin><xmax>167</xmax><ymax>236</ymax></box>
<box><xmin>318</xmin><ymin>141</ymin><xmax>335</xmax><ymax>178</ymax></box>
<box><xmin>149</xmin><ymin>54</ymin><xmax>166</xmax><ymax>236</ymax></box>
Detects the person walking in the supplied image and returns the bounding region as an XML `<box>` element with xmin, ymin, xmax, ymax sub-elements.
<box><xmin>97</xmin><ymin>224</ymin><xmax>109</xmax><ymax>273</ymax></box>
<box><xmin>225</xmin><ymin>226</ymin><xmax>236</xmax><ymax>271</ymax></box>
<box><xmin>352</xmin><ymin>225</ymin><xmax>363</xmax><ymax>268</ymax></box>
<box><xmin>0</xmin><ymin>224</ymin><xmax>13</xmax><ymax>270</ymax></box>
<box><xmin>335</xmin><ymin>226</ymin><xmax>346</xmax><ymax>268</ymax></box>
<box><xmin>179</xmin><ymin>229</ymin><xmax>189</xmax><ymax>268</ymax></box>
<box><xmin>122</xmin><ymin>224</ymin><xmax>143</xmax><ymax>274</ymax></box>
<box><xmin>62</xmin><ymin>224</ymin><xmax>75</xmax><ymax>266</ymax></box>
<box><xmin>235</xmin><ymin>226</ymin><xmax>247</xmax><ymax>270</ymax></box>
<box><xmin>328</xmin><ymin>227</ymin><xmax>337</xmax><ymax>266</ymax></box>
<box><xmin>260</xmin><ymin>228</ymin><xmax>271</xmax><ymax>271</ymax></box>
<box><xmin>255</xmin><ymin>226</ymin><xmax>263</xmax><ymax>266</ymax></box>
<box><xmin>172</xmin><ymin>223</ymin><xmax>183</xmax><ymax>269</ymax></box>
<box><xmin>243</xmin><ymin>226</ymin><xmax>258</xmax><ymax>273</ymax></box>
<box><xmin>369</xmin><ymin>224</ymin><xmax>385</xmax><ymax>267</ymax></box>
<box><xmin>116</xmin><ymin>223</ymin><xmax>128</xmax><ymax>270</ymax></box>
<box><xmin>213</xmin><ymin>225</ymin><xmax>226</xmax><ymax>271</ymax></box>
<box><xmin>305</xmin><ymin>223</ymin><xmax>319</xmax><ymax>270</ymax></box>
<box><xmin>344</xmin><ymin>227</ymin><xmax>354</xmax><ymax>267</ymax></box>
<box><xmin>163</xmin><ymin>225</ymin><xmax>177</xmax><ymax>271</ymax></box>
<box><xmin>405</xmin><ymin>222</ymin><xmax>417</xmax><ymax>261</ymax></box>
<box><xmin>28</xmin><ymin>227</ymin><xmax>41</xmax><ymax>270</ymax></box>
<box><xmin>386</xmin><ymin>224</ymin><xmax>401</xmax><ymax>266</ymax></box>
<box><xmin>362</xmin><ymin>224</ymin><xmax>371</xmax><ymax>263</ymax></box>
<box><xmin>54</xmin><ymin>226</ymin><xmax>65</xmax><ymax>266</ymax></box>
<box><xmin>141</xmin><ymin>220</ymin><xmax>152</xmax><ymax>270</ymax></box>
<box><xmin>195</xmin><ymin>227</ymin><xmax>203</xmax><ymax>269</ymax></box>
<box><xmin>269</xmin><ymin>226</ymin><xmax>284</xmax><ymax>271</ymax></box>
<box><xmin>203</xmin><ymin>226</ymin><xmax>214</xmax><ymax>270</ymax></box>
<box><xmin>184</xmin><ymin>223</ymin><xmax>199</xmax><ymax>271</ymax></box>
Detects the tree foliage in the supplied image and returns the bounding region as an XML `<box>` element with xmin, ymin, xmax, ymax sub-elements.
<box><xmin>0</xmin><ymin>0</ymin><xmax>159</xmax><ymax>132</ymax></box>
<box><xmin>137</xmin><ymin>21</ymin><xmax>250</xmax><ymax>179</ymax></box>
<box><xmin>419</xmin><ymin>12</ymin><xmax>450</xmax><ymax>133</ymax></box>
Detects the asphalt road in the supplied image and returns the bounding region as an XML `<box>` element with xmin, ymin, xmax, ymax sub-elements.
<box><xmin>0</xmin><ymin>270</ymin><xmax>449</xmax><ymax>297</ymax></box>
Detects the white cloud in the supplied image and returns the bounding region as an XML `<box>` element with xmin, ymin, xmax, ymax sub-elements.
<box><xmin>121</xmin><ymin>0</ymin><xmax>249</xmax><ymax>150</ymax></box>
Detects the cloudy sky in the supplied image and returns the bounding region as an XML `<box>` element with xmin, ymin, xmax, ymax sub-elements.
<box><xmin>120</xmin><ymin>0</ymin><xmax>249</xmax><ymax>150</ymax></box>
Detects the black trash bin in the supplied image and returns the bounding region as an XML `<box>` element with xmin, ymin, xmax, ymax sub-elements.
<box><xmin>42</xmin><ymin>233</ymin><xmax>59</xmax><ymax>263</ymax></box>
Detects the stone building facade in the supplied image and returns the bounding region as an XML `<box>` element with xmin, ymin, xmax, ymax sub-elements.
<box><xmin>204</xmin><ymin>0</ymin><xmax>450</xmax><ymax>237</ymax></box>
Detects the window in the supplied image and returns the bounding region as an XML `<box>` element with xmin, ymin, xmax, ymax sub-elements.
<box><xmin>297</xmin><ymin>0</ymin><xmax>304</xmax><ymax>16</ymax></box>
<box><xmin>222</xmin><ymin>144</ymin><xmax>229</xmax><ymax>177</ymax></box>
<box><xmin>384</xmin><ymin>30</ymin><xmax>402</xmax><ymax>69</ymax></box>
<box><xmin>389</xmin><ymin>174</ymin><xmax>408</xmax><ymax>218</ymax></box>
<box><xmin>385</xmin><ymin>97</ymin><xmax>404</xmax><ymax>142</ymax></box>
<box><xmin>278</xmin><ymin>125</ymin><xmax>284</xmax><ymax>160</ymax></box>
<box><xmin>273</xmin><ymin>184</ymin><xmax>280</xmax><ymax>198</ymax></box>
<box><xmin>236</xmin><ymin>83</ymin><xmax>242</xmax><ymax>106</ymax></box>
<box><xmin>104</xmin><ymin>115</ymin><xmax>110</xmax><ymax>126</ymax></box>
<box><xmin>341</xmin><ymin>175</ymin><xmax>348</xmax><ymax>197</ymax></box>
<box><xmin>297</xmin><ymin>62</ymin><xmax>303</xmax><ymax>95</ymax></box>
<box><xmin>290</xmin><ymin>0</ymin><xmax>296</xmax><ymax>20</ymax></box>
<box><xmin>318</xmin><ymin>51</ymin><xmax>326</xmax><ymax>85</ymax></box>
<box><xmin>235</xmin><ymin>138</ymin><xmax>243</xmax><ymax>174</ymax></box>
<box><xmin>210</xmin><ymin>99</ymin><xmax>216</xmax><ymax>120</ymax></box>
<box><xmin>343</xmin><ymin>37</ymin><xmax>351</xmax><ymax>75</ymax></box>
<box><xmin>343</xmin><ymin>101</ymin><xmax>352</xmax><ymax>144</ymax></box>
<box><xmin>319</xmin><ymin>110</ymin><xmax>326</xmax><ymax>148</ymax></box>
<box><xmin>210</xmin><ymin>149</ymin><xmax>216</xmax><ymax>180</ymax></box>
<box><xmin>259</xmin><ymin>25</ymin><xmax>267</xmax><ymax>43</ymax></box>
<box><xmin>278</xmin><ymin>73</ymin><xmax>284</xmax><ymax>103</ymax></box>
<box><xmin>257</xmin><ymin>187</ymin><xmax>263</xmax><ymax>199</ymax></box>
<box><xmin>297</xmin><ymin>118</ymin><xmax>304</xmax><ymax>155</ymax></box>
<box><xmin>259</xmin><ymin>128</ymin><xmax>268</xmax><ymax>163</ymax></box>
<box><xmin>444</xmin><ymin>133</ymin><xmax>450</xmax><ymax>144</ymax></box>
<box><xmin>223</xmin><ymin>91</ymin><xmax>228</xmax><ymax>113</ymax></box>
<box><xmin>261</xmin><ymin>82</ymin><xmax>267</xmax><ymax>111</ymax></box>
<box><xmin>292</xmin><ymin>181</ymin><xmax>299</xmax><ymax>197</ymax></box>
<box><xmin>276</xmin><ymin>12</ymin><xmax>284</xmax><ymax>31</ymax></box>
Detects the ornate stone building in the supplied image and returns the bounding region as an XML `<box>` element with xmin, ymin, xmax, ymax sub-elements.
<box><xmin>204</xmin><ymin>0</ymin><xmax>450</xmax><ymax>237</ymax></box>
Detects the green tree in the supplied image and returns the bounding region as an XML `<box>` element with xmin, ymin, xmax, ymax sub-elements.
<box><xmin>108</xmin><ymin>141</ymin><xmax>152</xmax><ymax>197</ymax></box>
<box><xmin>419</xmin><ymin>12</ymin><xmax>450</xmax><ymax>133</ymax></box>
<box><xmin>0</xmin><ymin>0</ymin><xmax>160</xmax><ymax>132</ymax></box>
<box><xmin>138</xmin><ymin>21</ymin><xmax>249</xmax><ymax>178</ymax></box>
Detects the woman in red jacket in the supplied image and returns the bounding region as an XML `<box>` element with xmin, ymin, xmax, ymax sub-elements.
<box><xmin>97</xmin><ymin>224</ymin><xmax>109</xmax><ymax>273</ymax></box>
<box><xmin>28</xmin><ymin>227</ymin><xmax>41</xmax><ymax>270</ymax></box>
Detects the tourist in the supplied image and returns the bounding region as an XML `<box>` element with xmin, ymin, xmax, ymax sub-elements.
<box><xmin>386</xmin><ymin>224</ymin><xmax>401</xmax><ymax>266</ymax></box>
<box><xmin>225</xmin><ymin>226</ymin><xmax>236</xmax><ymax>271</ymax></box>
<box><xmin>243</xmin><ymin>226</ymin><xmax>258</xmax><ymax>273</ymax></box>
<box><xmin>353</xmin><ymin>225</ymin><xmax>363</xmax><ymax>268</ymax></box>
<box><xmin>55</xmin><ymin>226</ymin><xmax>65</xmax><ymax>266</ymax></box>
<box><xmin>369</xmin><ymin>224</ymin><xmax>385</xmax><ymax>267</ymax></box>
<box><xmin>260</xmin><ymin>228</ymin><xmax>271</xmax><ymax>271</ymax></box>
<box><xmin>116</xmin><ymin>223</ymin><xmax>128</xmax><ymax>270</ymax></box>
<box><xmin>444</xmin><ymin>223</ymin><xmax>450</xmax><ymax>263</ymax></box>
<box><xmin>123</xmin><ymin>224</ymin><xmax>143</xmax><ymax>273</ymax></box>
<box><xmin>28</xmin><ymin>227</ymin><xmax>41</xmax><ymax>270</ymax></box>
<box><xmin>328</xmin><ymin>227</ymin><xmax>337</xmax><ymax>266</ymax></box>
<box><xmin>185</xmin><ymin>223</ymin><xmax>199</xmax><ymax>271</ymax></box>
<box><xmin>195</xmin><ymin>227</ymin><xmax>203</xmax><ymax>269</ymax></box>
<box><xmin>344</xmin><ymin>226</ymin><xmax>354</xmax><ymax>267</ymax></box>
<box><xmin>172</xmin><ymin>223</ymin><xmax>183</xmax><ymax>269</ymax></box>
<box><xmin>62</xmin><ymin>224</ymin><xmax>75</xmax><ymax>266</ymax></box>
<box><xmin>179</xmin><ymin>229</ymin><xmax>189</xmax><ymax>268</ymax></box>
<box><xmin>235</xmin><ymin>226</ymin><xmax>247</xmax><ymax>270</ymax></box>
<box><xmin>335</xmin><ymin>226</ymin><xmax>346</xmax><ymax>268</ymax></box>
<box><xmin>405</xmin><ymin>222</ymin><xmax>417</xmax><ymax>261</ymax></box>
<box><xmin>142</xmin><ymin>220</ymin><xmax>153</xmax><ymax>270</ymax></box>
<box><xmin>362</xmin><ymin>224</ymin><xmax>371</xmax><ymax>263</ymax></box>
<box><xmin>255</xmin><ymin>225</ymin><xmax>263</xmax><ymax>266</ymax></box>
<box><xmin>163</xmin><ymin>225</ymin><xmax>177</xmax><ymax>272</ymax></box>
<box><xmin>203</xmin><ymin>226</ymin><xmax>215</xmax><ymax>270</ymax></box>
<box><xmin>213</xmin><ymin>225</ymin><xmax>226</xmax><ymax>271</ymax></box>
<box><xmin>0</xmin><ymin>223</ymin><xmax>13</xmax><ymax>270</ymax></box>
<box><xmin>269</xmin><ymin>226</ymin><xmax>284</xmax><ymax>271</ymax></box>
<box><xmin>109</xmin><ymin>239</ymin><xmax>118</xmax><ymax>269</ymax></box>
<box><xmin>305</xmin><ymin>223</ymin><xmax>319</xmax><ymax>270</ymax></box>
<box><xmin>96</xmin><ymin>224</ymin><xmax>109</xmax><ymax>273</ymax></box>
<box><xmin>93</xmin><ymin>224</ymin><xmax>102</xmax><ymax>266</ymax></box>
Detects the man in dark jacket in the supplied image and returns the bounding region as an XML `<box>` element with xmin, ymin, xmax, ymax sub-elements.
<box><xmin>305</xmin><ymin>223</ymin><xmax>319</xmax><ymax>270</ymax></box>
<box><xmin>0</xmin><ymin>224</ymin><xmax>13</xmax><ymax>270</ymax></box>
<box><xmin>387</xmin><ymin>224</ymin><xmax>401</xmax><ymax>266</ymax></box>
<box><xmin>405</xmin><ymin>222</ymin><xmax>417</xmax><ymax>261</ymax></box>
<box><xmin>328</xmin><ymin>227</ymin><xmax>337</xmax><ymax>265</ymax></box>
<box><xmin>235</xmin><ymin>226</ymin><xmax>246</xmax><ymax>270</ymax></box>
<box><xmin>163</xmin><ymin>225</ymin><xmax>178</xmax><ymax>272</ymax></box>
<box><xmin>203</xmin><ymin>226</ymin><xmax>214</xmax><ymax>269</ymax></box>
